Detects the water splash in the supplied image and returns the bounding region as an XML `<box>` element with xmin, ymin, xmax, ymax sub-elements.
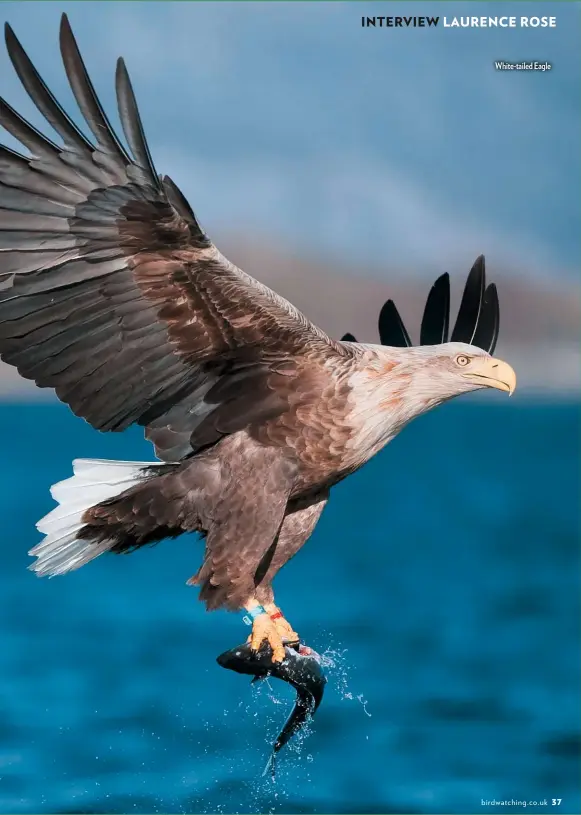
<box><xmin>319</xmin><ymin>642</ymin><xmax>372</xmax><ymax>718</ymax></box>
<box><xmin>184</xmin><ymin>638</ymin><xmax>371</xmax><ymax>813</ymax></box>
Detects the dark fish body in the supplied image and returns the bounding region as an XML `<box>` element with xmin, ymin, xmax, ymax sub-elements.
<box><xmin>217</xmin><ymin>641</ymin><xmax>327</xmax><ymax>774</ymax></box>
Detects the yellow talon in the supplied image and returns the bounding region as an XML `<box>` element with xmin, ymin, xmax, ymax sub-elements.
<box><xmin>248</xmin><ymin>614</ymin><xmax>286</xmax><ymax>663</ymax></box>
<box><xmin>243</xmin><ymin>601</ymin><xmax>299</xmax><ymax>664</ymax></box>
<box><xmin>272</xmin><ymin>614</ymin><xmax>299</xmax><ymax>645</ymax></box>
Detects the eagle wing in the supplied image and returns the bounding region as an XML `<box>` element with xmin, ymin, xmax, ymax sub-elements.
<box><xmin>0</xmin><ymin>16</ymin><xmax>347</xmax><ymax>461</ymax></box>
<box><xmin>342</xmin><ymin>257</ymin><xmax>499</xmax><ymax>354</ymax></box>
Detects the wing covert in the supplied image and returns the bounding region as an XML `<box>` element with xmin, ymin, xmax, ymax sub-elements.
<box><xmin>0</xmin><ymin>15</ymin><xmax>345</xmax><ymax>460</ymax></box>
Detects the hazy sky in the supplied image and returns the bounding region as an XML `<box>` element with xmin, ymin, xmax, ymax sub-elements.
<box><xmin>0</xmin><ymin>1</ymin><xmax>578</xmax><ymax>284</ymax></box>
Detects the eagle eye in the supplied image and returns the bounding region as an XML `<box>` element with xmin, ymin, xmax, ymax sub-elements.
<box><xmin>455</xmin><ymin>354</ymin><xmax>470</xmax><ymax>367</ymax></box>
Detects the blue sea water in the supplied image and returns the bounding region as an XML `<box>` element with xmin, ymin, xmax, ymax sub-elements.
<box><xmin>0</xmin><ymin>400</ymin><xmax>578</xmax><ymax>814</ymax></box>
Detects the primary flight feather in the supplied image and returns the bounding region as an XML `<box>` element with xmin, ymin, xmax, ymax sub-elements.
<box><xmin>0</xmin><ymin>15</ymin><xmax>516</xmax><ymax>662</ymax></box>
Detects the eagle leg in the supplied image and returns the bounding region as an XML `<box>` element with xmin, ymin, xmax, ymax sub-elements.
<box><xmin>245</xmin><ymin>600</ymin><xmax>299</xmax><ymax>663</ymax></box>
<box><xmin>265</xmin><ymin>602</ymin><xmax>300</xmax><ymax>646</ymax></box>
<box><xmin>264</xmin><ymin>603</ymin><xmax>300</xmax><ymax>645</ymax></box>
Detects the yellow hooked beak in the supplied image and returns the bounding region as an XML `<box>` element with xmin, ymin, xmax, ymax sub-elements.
<box><xmin>462</xmin><ymin>356</ymin><xmax>517</xmax><ymax>395</ymax></box>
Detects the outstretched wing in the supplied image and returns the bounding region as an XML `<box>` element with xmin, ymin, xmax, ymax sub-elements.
<box><xmin>341</xmin><ymin>255</ymin><xmax>500</xmax><ymax>354</ymax></box>
<box><xmin>0</xmin><ymin>16</ymin><xmax>345</xmax><ymax>461</ymax></box>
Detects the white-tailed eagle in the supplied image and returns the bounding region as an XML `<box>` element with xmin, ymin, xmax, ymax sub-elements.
<box><xmin>0</xmin><ymin>16</ymin><xmax>516</xmax><ymax>662</ymax></box>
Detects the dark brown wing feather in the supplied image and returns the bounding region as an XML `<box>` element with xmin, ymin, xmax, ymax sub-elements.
<box><xmin>0</xmin><ymin>16</ymin><xmax>346</xmax><ymax>461</ymax></box>
<box><xmin>450</xmin><ymin>255</ymin><xmax>485</xmax><ymax>344</ymax></box>
<box><xmin>378</xmin><ymin>299</ymin><xmax>411</xmax><ymax>347</ymax></box>
<box><xmin>420</xmin><ymin>273</ymin><xmax>450</xmax><ymax>345</ymax></box>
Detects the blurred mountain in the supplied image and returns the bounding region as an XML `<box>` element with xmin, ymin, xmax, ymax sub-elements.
<box><xmin>0</xmin><ymin>236</ymin><xmax>579</xmax><ymax>398</ymax></box>
<box><xmin>222</xmin><ymin>237</ymin><xmax>579</xmax><ymax>345</ymax></box>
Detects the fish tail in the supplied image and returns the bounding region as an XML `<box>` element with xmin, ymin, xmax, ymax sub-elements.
<box><xmin>262</xmin><ymin>752</ymin><xmax>276</xmax><ymax>780</ymax></box>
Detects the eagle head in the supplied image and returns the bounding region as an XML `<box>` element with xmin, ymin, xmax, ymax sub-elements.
<box><xmin>375</xmin><ymin>342</ymin><xmax>516</xmax><ymax>419</ymax></box>
<box><xmin>346</xmin><ymin>342</ymin><xmax>517</xmax><ymax>465</ymax></box>
<box><xmin>398</xmin><ymin>342</ymin><xmax>517</xmax><ymax>407</ymax></box>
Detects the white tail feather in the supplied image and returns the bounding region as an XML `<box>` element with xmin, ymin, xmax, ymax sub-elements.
<box><xmin>31</xmin><ymin>459</ymin><xmax>155</xmax><ymax>578</ymax></box>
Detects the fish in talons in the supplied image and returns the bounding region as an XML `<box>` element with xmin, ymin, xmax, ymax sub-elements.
<box><xmin>217</xmin><ymin>639</ymin><xmax>327</xmax><ymax>777</ymax></box>
<box><xmin>244</xmin><ymin>602</ymin><xmax>300</xmax><ymax>664</ymax></box>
